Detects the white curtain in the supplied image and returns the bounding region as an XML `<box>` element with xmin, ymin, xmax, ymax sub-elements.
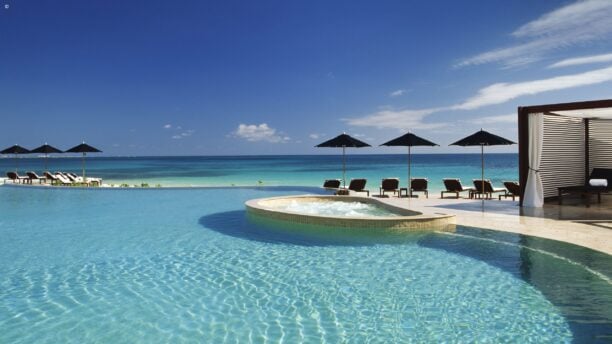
<box><xmin>523</xmin><ymin>113</ymin><xmax>544</xmax><ymax>207</ymax></box>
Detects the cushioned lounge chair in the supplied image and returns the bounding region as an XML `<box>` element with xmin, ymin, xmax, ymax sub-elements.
<box><xmin>558</xmin><ymin>168</ymin><xmax>612</xmax><ymax>206</ymax></box>
<box><xmin>473</xmin><ymin>179</ymin><xmax>506</xmax><ymax>199</ymax></box>
<box><xmin>410</xmin><ymin>178</ymin><xmax>428</xmax><ymax>198</ymax></box>
<box><xmin>66</xmin><ymin>172</ymin><xmax>102</xmax><ymax>186</ymax></box>
<box><xmin>499</xmin><ymin>181</ymin><xmax>520</xmax><ymax>201</ymax></box>
<box><xmin>323</xmin><ymin>179</ymin><xmax>341</xmax><ymax>189</ymax></box>
<box><xmin>379</xmin><ymin>178</ymin><xmax>399</xmax><ymax>197</ymax></box>
<box><xmin>441</xmin><ymin>178</ymin><xmax>474</xmax><ymax>198</ymax></box>
<box><xmin>45</xmin><ymin>172</ymin><xmax>71</xmax><ymax>186</ymax></box>
<box><xmin>6</xmin><ymin>172</ymin><xmax>29</xmax><ymax>184</ymax></box>
<box><xmin>26</xmin><ymin>171</ymin><xmax>46</xmax><ymax>184</ymax></box>
<box><xmin>348</xmin><ymin>178</ymin><xmax>369</xmax><ymax>196</ymax></box>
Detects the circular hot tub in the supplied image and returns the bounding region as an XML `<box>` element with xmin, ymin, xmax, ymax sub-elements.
<box><xmin>245</xmin><ymin>195</ymin><xmax>455</xmax><ymax>232</ymax></box>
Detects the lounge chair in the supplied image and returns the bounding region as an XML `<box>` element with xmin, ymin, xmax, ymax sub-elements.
<box><xmin>66</xmin><ymin>172</ymin><xmax>102</xmax><ymax>186</ymax></box>
<box><xmin>441</xmin><ymin>178</ymin><xmax>474</xmax><ymax>198</ymax></box>
<box><xmin>410</xmin><ymin>178</ymin><xmax>428</xmax><ymax>198</ymax></box>
<box><xmin>46</xmin><ymin>172</ymin><xmax>72</xmax><ymax>186</ymax></box>
<box><xmin>558</xmin><ymin>168</ymin><xmax>612</xmax><ymax>206</ymax></box>
<box><xmin>379</xmin><ymin>178</ymin><xmax>399</xmax><ymax>197</ymax></box>
<box><xmin>473</xmin><ymin>179</ymin><xmax>506</xmax><ymax>199</ymax></box>
<box><xmin>348</xmin><ymin>178</ymin><xmax>369</xmax><ymax>196</ymax></box>
<box><xmin>323</xmin><ymin>179</ymin><xmax>341</xmax><ymax>189</ymax></box>
<box><xmin>499</xmin><ymin>181</ymin><xmax>520</xmax><ymax>201</ymax></box>
<box><xmin>26</xmin><ymin>171</ymin><xmax>46</xmax><ymax>184</ymax></box>
<box><xmin>6</xmin><ymin>172</ymin><xmax>29</xmax><ymax>184</ymax></box>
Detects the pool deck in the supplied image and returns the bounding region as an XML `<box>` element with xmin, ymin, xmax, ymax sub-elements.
<box><xmin>369</xmin><ymin>193</ymin><xmax>612</xmax><ymax>255</ymax></box>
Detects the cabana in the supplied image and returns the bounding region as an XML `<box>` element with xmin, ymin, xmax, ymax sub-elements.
<box><xmin>518</xmin><ymin>99</ymin><xmax>612</xmax><ymax>207</ymax></box>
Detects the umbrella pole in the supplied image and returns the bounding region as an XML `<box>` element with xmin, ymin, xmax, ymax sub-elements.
<box><xmin>342</xmin><ymin>145</ymin><xmax>346</xmax><ymax>188</ymax></box>
<box><xmin>408</xmin><ymin>146</ymin><xmax>411</xmax><ymax>197</ymax></box>
<box><xmin>45</xmin><ymin>154</ymin><xmax>48</xmax><ymax>172</ymax></box>
<box><xmin>82</xmin><ymin>152</ymin><xmax>86</xmax><ymax>183</ymax></box>
<box><xmin>482</xmin><ymin>145</ymin><xmax>485</xmax><ymax>206</ymax></box>
<box><xmin>15</xmin><ymin>154</ymin><xmax>18</xmax><ymax>173</ymax></box>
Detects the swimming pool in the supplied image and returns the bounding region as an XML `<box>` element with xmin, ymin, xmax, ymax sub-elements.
<box><xmin>0</xmin><ymin>186</ymin><xmax>611</xmax><ymax>342</ymax></box>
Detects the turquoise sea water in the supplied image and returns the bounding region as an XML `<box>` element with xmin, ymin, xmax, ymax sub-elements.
<box><xmin>0</xmin><ymin>154</ymin><xmax>518</xmax><ymax>191</ymax></box>
<box><xmin>1</xmin><ymin>186</ymin><xmax>611</xmax><ymax>342</ymax></box>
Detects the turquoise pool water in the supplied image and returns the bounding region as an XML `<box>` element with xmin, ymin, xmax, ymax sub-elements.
<box><xmin>1</xmin><ymin>186</ymin><xmax>611</xmax><ymax>342</ymax></box>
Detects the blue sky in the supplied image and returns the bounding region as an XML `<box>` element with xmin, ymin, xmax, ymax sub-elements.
<box><xmin>1</xmin><ymin>0</ymin><xmax>611</xmax><ymax>156</ymax></box>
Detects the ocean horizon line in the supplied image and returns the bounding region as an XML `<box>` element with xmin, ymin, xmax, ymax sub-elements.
<box><xmin>0</xmin><ymin>152</ymin><xmax>519</xmax><ymax>159</ymax></box>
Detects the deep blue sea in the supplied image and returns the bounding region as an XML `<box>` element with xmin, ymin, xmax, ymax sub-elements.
<box><xmin>0</xmin><ymin>153</ymin><xmax>517</xmax><ymax>191</ymax></box>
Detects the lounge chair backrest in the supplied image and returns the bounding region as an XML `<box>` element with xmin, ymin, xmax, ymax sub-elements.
<box><xmin>26</xmin><ymin>172</ymin><xmax>39</xmax><ymax>179</ymax></box>
<box><xmin>443</xmin><ymin>178</ymin><xmax>463</xmax><ymax>192</ymax></box>
<box><xmin>503</xmin><ymin>181</ymin><xmax>520</xmax><ymax>195</ymax></box>
<box><xmin>589</xmin><ymin>168</ymin><xmax>612</xmax><ymax>187</ymax></box>
<box><xmin>44</xmin><ymin>171</ymin><xmax>57</xmax><ymax>180</ymax></box>
<box><xmin>348</xmin><ymin>178</ymin><xmax>367</xmax><ymax>191</ymax></box>
<box><xmin>6</xmin><ymin>172</ymin><xmax>17</xmax><ymax>180</ymax></box>
<box><xmin>473</xmin><ymin>179</ymin><xmax>494</xmax><ymax>193</ymax></box>
<box><xmin>381</xmin><ymin>178</ymin><xmax>399</xmax><ymax>190</ymax></box>
<box><xmin>55</xmin><ymin>173</ymin><xmax>72</xmax><ymax>184</ymax></box>
<box><xmin>323</xmin><ymin>179</ymin><xmax>341</xmax><ymax>188</ymax></box>
<box><xmin>411</xmin><ymin>178</ymin><xmax>428</xmax><ymax>191</ymax></box>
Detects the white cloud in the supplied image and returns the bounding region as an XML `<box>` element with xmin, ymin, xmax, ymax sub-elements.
<box><xmin>309</xmin><ymin>133</ymin><xmax>321</xmax><ymax>139</ymax></box>
<box><xmin>457</xmin><ymin>0</ymin><xmax>612</xmax><ymax>68</ymax></box>
<box><xmin>549</xmin><ymin>52</ymin><xmax>612</xmax><ymax>68</ymax></box>
<box><xmin>469</xmin><ymin>114</ymin><xmax>516</xmax><ymax>125</ymax></box>
<box><xmin>345</xmin><ymin>108</ymin><xmax>447</xmax><ymax>130</ymax></box>
<box><xmin>347</xmin><ymin>65</ymin><xmax>612</xmax><ymax>129</ymax></box>
<box><xmin>389</xmin><ymin>89</ymin><xmax>407</xmax><ymax>97</ymax></box>
<box><xmin>163</xmin><ymin>124</ymin><xmax>172</xmax><ymax>129</ymax></box>
<box><xmin>171</xmin><ymin>129</ymin><xmax>195</xmax><ymax>139</ymax></box>
<box><xmin>233</xmin><ymin>123</ymin><xmax>290</xmax><ymax>143</ymax></box>
<box><xmin>453</xmin><ymin>65</ymin><xmax>612</xmax><ymax>110</ymax></box>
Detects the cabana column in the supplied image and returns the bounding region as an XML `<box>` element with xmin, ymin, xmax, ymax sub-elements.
<box><xmin>523</xmin><ymin>113</ymin><xmax>544</xmax><ymax>207</ymax></box>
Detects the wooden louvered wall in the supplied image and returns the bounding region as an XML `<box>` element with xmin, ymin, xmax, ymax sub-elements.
<box><xmin>589</xmin><ymin>119</ymin><xmax>612</xmax><ymax>170</ymax></box>
<box><xmin>540</xmin><ymin>114</ymin><xmax>585</xmax><ymax>198</ymax></box>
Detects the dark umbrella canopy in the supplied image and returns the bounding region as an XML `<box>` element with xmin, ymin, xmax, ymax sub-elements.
<box><xmin>381</xmin><ymin>132</ymin><xmax>438</xmax><ymax>196</ymax></box>
<box><xmin>66</xmin><ymin>142</ymin><xmax>102</xmax><ymax>181</ymax></box>
<box><xmin>1</xmin><ymin>144</ymin><xmax>30</xmax><ymax>154</ymax></box>
<box><xmin>450</xmin><ymin>129</ymin><xmax>515</xmax><ymax>205</ymax></box>
<box><xmin>1</xmin><ymin>144</ymin><xmax>31</xmax><ymax>172</ymax></box>
<box><xmin>31</xmin><ymin>143</ymin><xmax>63</xmax><ymax>171</ymax></box>
<box><xmin>316</xmin><ymin>133</ymin><xmax>371</xmax><ymax>188</ymax></box>
<box><xmin>316</xmin><ymin>133</ymin><xmax>371</xmax><ymax>148</ymax></box>
<box><xmin>450</xmin><ymin>129</ymin><xmax>515</xmax><ymax>146</ymax></box>
<box><xmin>31</xmin><ymin>143</ymin><xmax>63</xmax><ymax>154</ymax></box>
<box><xmin>66</xmin><ymin>143</ymin><xmax>102</xmax><ymax>153</ymax></box>
<box><xmin>381</xmin><ymin>133</ymin><xmax>438</xmax><ymax>147</ymax></box>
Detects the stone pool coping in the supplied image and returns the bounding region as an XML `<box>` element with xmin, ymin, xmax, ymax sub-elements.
<box><xmin>245</xmin><ymin>195</ymin><xmax>456</xmax><ymax>231</ymax></box>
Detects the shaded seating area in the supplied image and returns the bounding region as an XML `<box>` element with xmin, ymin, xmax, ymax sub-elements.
<box><xmin>347</xmin><ymin>178</ymin><xmax>369</xmax><ymax>196</ymax></box>
<box><xmin>558</xmin><ymin>168</ymin><xmax>612</xmax><ymax>206</ymax></box>
<box><xmin>441</xmin><ymin>178</ymin><xmax>474</xmax><ymax>199</ymax></box>
<box><xmin>500</xmin><ymin>181</ymin><xmax>520</xmax><ymax>201</ymax></box>
<box><xmin>519</xmin><ymin>99</ymin><xmax>612</xmax><ymax>207</ymax></box>
<box><xmin>410</xmin><ymin>178</ymin><xmax>428</xmax><ymax>198</ymax></box>
<box><xmin>379</xmin><ymin>178</ymin><xmax>399</xmax><ymax>197</ymax></box>
<box><xmin>472</xmin><ymin>180</ymin><xmax>506</xmax><ymax>200</ymax></box>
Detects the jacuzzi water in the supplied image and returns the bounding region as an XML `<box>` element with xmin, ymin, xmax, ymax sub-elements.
<box><xmin>280</xmin><ymin>199</ymin><xmax>400</xmax><ymax>217</ymax></box>
<box><xmin>1</xmin><ymin>185</ymin><xmax>611</xmax><ymax>343</ymax></box>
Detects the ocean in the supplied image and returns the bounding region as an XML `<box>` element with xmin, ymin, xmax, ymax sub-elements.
<box><xmin>0</xmin><ymin>154</ymin><xmax>518</xmax><ymax>192</ymax></box>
